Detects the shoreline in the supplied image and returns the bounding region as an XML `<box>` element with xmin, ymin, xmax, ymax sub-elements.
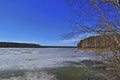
<box><xmin>0</xmin><ymin>60</ymin><xmax>109</xmax><ymax>80</ymax></box>
<box><xmin>78</xmin><ymin>48</ymin><xmax>111</xmax><ymax>50</ymax></box>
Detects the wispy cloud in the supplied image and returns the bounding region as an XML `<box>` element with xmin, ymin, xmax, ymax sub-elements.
<box><xmin>59</xmin><ymin>33</ymin><xmax>95</xmax><ymax>44</ymax></box>
<box><xmin>59</xmin><ymin>37</ymin><xmax>81</xmax><ymax>43</ymax></box>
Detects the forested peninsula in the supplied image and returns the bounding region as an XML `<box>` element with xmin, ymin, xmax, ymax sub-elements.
<box><xmin>0</xmin><ymin>42</ymin><xmax>41</xmax><ymax>48</ymax></box>
<box><xmin>0</xmin><ymin>42</ymin><xmax>76</xmax><ymax>48</ymax></box>
<box><xmin>78</xmin><ymin>35</ymin><xmax>120</xmax><ymax>50</ymax></box>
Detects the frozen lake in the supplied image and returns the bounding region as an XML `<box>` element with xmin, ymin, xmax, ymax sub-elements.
<box><xmin>0</xmin><ymin>48</ymin><xmax>104</xmax><ymax>70</ymax></box>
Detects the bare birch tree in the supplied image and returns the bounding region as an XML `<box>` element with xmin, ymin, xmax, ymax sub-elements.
<box><xmin>65</xmin><ymin>0</ymin><xmax>120</xmax><ymax>79</ymax></box>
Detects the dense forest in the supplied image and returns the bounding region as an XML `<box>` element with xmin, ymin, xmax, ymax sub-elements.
<box><xmin>78</xmin><ymin>35</ymin><xmax>120</xmax><ymax>50</ymax></box>
<box><xmin>0</xmin><ymin>42</ymin><xmax>41</xmax><ymax>48</ymax></box>
<box><xmin>0</xmin><ymin>42</ymin><xmax>76</xmax><ymax>48</ymax></box>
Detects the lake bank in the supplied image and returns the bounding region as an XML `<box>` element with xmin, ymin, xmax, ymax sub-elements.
<box><xmin>0</xmin><ymin>60</ymin><xmax>112</xmax><ymax>80</ymax></box>
<box><xmin>78</xmin><ymin>48</ymin><xmax>111</xmax><ymax>50</ymax></box>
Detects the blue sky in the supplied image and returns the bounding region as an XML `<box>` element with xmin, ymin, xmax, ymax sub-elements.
<box><xmin>0</xmin><ymin>0</ymin><xmax>78</xmax><ymax>46</ymax></box>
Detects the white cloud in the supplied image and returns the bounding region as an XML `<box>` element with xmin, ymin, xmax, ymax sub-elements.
<box><xmin>59</xmin><ymin>33</ymin><xmax>95</xmax><ymax>44</ymax></box>
<box><xmin>60</xmin><ymin>37</ymin><xmax>81</xmax><ymax>43</ymax></box>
